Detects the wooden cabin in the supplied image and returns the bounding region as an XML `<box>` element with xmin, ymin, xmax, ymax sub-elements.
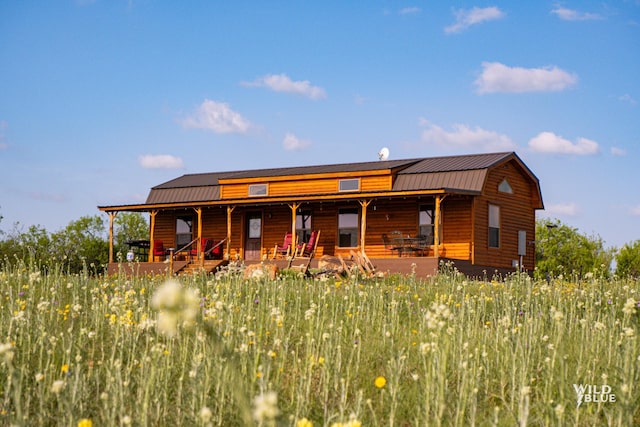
<box><xmin>98</xmin><ymin>152</ymin><xmax>543</xmax><ymax>277</ymax></box>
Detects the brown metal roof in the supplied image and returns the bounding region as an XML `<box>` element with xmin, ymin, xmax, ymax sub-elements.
<box><xmin>99</xmin><ymin>151</ymin><xmax>542</xmax><ymax>210</ymax></box>
<box><xmin>393</xmin><ymin>169</ymin><xmax>488</xmax><ymax>193</ymax></box>
<box><xmin>152</xmin><ymin>158</ymin><xmax>421</xmax><ymax>189</ymax></box>
<box><xmin>145</xmin><ymin>186</ymin><xmax>220</xmax><ymax>204</ymax></box>
<box><xmin>398</xmin><ymin>152</ymin><xmax>514</xmax><ymax>174</ymax></box>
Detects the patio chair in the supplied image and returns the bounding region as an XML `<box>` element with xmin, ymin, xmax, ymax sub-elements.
<box><xmin>152</xmin><ymin>240</ymin><xmax>167</xmax><ymax>261</ymax></box>
<box><xmin>207</xmin><ymin>238</ymin><xmax>225</xmax><ymax>259</ymax></box>
<box><xmin>382</xmin><ymin>234</ymin><xmax>403</xmax><ymax>256</ymax></box>
<box><xmin>190</xmin><ymin>237</ymin><xmax>213</xmax><ymax>260</ymax></box>
<box><xmin>272</xmin><ymin>232</ymin><xmax>294</xmax><ymax>259</ymax></box>
<box><xmin>289</xmin><ymin>230</ymin><xmax>321</xmax><ymax>274</ymax></box>
<box><xmin>294</xmin><ymin>229</ymin><xmax>320</xmax><ymax>258</ymax></box>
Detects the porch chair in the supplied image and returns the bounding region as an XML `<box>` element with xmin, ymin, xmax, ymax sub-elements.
<box><xmin>190</xmin><ymin>237</ymin><xmax>213</xmax><ymax>261</ymax></box>
<box><xmin>294</xmin><ymin>229</ymin><xmax>320</xmax><ymax>258</ymax></box>
<box><xmin>205</xmin><ymin>238</ymin><xmax>226</xmax><ymax>260</ymax></box>
<box><xmin>152</xmin><ymin>241</ymin><xmax>167</xmax><ymax>261</ymax></box>
<box><xmin>272</xmin><ymin>232</ymin><xmax>294</xmax><ymax>259</ymax></box>
<box><xmin>289</xmin><ymin>230</ymin><xmax>321</xmax><ymax>274</ymax></box>
<box><xmin>382</xmin><ymin>234</ymin><xmax>403</xmax><ymax>257</ymax></box>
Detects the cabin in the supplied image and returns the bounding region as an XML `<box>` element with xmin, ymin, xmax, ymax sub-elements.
<box><xmin>98</xmin><ymin>151</ymin><xmax>543</xmax><ymax>277</ymax></box>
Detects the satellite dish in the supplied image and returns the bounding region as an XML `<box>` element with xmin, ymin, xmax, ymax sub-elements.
<box><xmin>378</xmin><ymin>147</ymin><xmax>390</xmax><ymax>161</ymax></box>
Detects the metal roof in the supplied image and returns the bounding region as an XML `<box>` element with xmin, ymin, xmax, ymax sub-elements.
<box><xmin>153</xmin><ymin>158</ymin><xmax>421</xmax><ymax>189</ymax></box>
<box><xmin>398</xmin><ymin>152</ymin><xmax>514</xmax><ymax>174</ymax></box>
<box><xmin>393</xmin><ymin>169</ymin><xmax>488</xmax><ymax>193</ymax></box>
<box><xmin>100</xmin><ymin>151</ymin><xmax>542</xmax><ymax>210</ymax></box>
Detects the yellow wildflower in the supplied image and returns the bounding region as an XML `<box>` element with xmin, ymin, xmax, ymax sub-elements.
<box><xmin>77</xmin><ymin>419</ymin><xmax>92</xmax><ymax>427</ymax></box>
<box><xmin>374</xmin><ymin>376</ymin><xmax>387</xmax><ymax>388</ymax></box>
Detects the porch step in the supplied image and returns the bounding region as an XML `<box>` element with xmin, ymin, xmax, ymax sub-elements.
<box><xmin>178</xmin><ymin>260</ymin><xmax>228</xmax><ymax>276</ymax></box>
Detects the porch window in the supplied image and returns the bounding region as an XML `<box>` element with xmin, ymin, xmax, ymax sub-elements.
<box><xmin>248</xmin><ymin>184</ymin><xmax>268</xmax><ymax>197</ymax></box>
<box><xmin>338</xmin><ymin>208</ymin><xmax>359</xmax><ymax>247</ymax></box>
<box><xmin>419</xmin><ymin>204</ymin><xmax>438</xmax><ymax>245</ymax></box>
<box><xmin>339</xmin><ymin>178</ymin><xmax>360</xmax><ymax>192</ymax></box>
<box><xmin>488</xmin><ymin>204</ymin><xmax>500</xmax><ymax>248</ymax></box>
<box><xmin>296</xmin><ymin>210</ymin><xmax>312</xmax><ymax>243</ymax></box>
<box><xmin>176</xmin><ymin>216</ymin><xmax>193</xmax><ymax>249</ymax></box>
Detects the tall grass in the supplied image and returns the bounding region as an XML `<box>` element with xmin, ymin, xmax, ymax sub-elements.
<box><xmin>1</xmin><ymin>258</ymin><xmax>639</xmax><ymax>426</ymax></box>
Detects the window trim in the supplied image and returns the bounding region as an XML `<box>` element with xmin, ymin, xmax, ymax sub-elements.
<box><xmin>248</xmin><ymin>183</ymin><xmax>268</xmax><ymax>197</ymax></box>
<box><xmin>338</xmin><ymin>178</ymin><xmax>360</xmax><ymax>192</ymax></box>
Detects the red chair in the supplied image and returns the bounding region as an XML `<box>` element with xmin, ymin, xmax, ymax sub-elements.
<box><xmin>190</xmin><ymin>237</ymin><xmax>212</xmax><ymax>260</ymax></box>
<box><xmin>272</xmin><ymin>232</ymin><xmax>294</xmax><ymax>259</ymax></box>
<box><xmin>209</xmin><ymin>239</ymin><xmax>224</xmax><ymax>259</ymax></box>
<box><xmin>295</xmin><ymin>230</ymin><xmax>320</xmax><ymax>258</ymax></box>
<box><xmin>153</xmin><ymin>241</ymin><xmax>167</xmax><ymax>261</ymax></box>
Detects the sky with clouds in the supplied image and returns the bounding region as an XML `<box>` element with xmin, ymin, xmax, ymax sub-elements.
<box><xmin>0</xmin><ymin>1</ymin><xmax>638</xmax><ymax>248</ymax></box>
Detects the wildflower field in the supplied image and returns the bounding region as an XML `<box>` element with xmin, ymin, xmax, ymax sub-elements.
<box><xmin>1</xmin><ymin>260</ymin><xmax>639</xmax><ymax>426</ymax></box>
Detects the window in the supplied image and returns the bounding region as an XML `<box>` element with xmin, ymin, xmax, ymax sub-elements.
<box><xmin>338</xmin><ymin>208</ymin><xmax>359</xmax><ymax>247</ymax></box>
<box><xmin>176</xmin><ymin>216</ymin><xmax>193</xmax><ymax>249</ymax></box>
<box><xmin>248</xmin><ymin>184</ymin><xmax>268</xmax><ymax>197</ymax></box>
<box><xmin>498</xmin><ymin>179</ymin><xmax>513</xmax><ymax>194</ymax></box>
<box><xmin>296</xmin><ymin>210</ymin><xmax>312</xmax><ymax>243</ymax></box>
<box><xmin>339</xmin><ymin>179</ymin><xmax>360</xmax><ymax>192</ymax></box>
<box><xmin>419</xmin><ymin>204</ymin><xmax>437</xmax><ymax>245</ymax></box>
<box><xmin>488</xmin><ymin>204</ymin><xmax>500</xmax><ymax>248</ymax></box>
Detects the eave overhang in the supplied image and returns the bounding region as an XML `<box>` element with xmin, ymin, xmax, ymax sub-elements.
<box><xmin>97</xmin><ymin>187</ymin><xmax>480</xmax><ymax>213</ymax></box>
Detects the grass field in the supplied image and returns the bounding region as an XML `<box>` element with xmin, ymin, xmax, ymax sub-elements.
<box><xmin>1</xmin><ymin>259</ymin><xmax>639</xmax><ymax>426</ymax></box>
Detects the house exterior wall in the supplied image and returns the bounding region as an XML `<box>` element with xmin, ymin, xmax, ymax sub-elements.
<box><xmin>220</xmin><ymin>174</ymin><xmax>392</xmax><ymax>199</ymax></box>
<box><xmin>473</xmin><ymin>160</ymin><xmax>537</xmax><ymax>270</ymax></box>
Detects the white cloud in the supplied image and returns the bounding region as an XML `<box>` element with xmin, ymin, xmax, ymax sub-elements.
<box><xmin>242</xmin><ymin>74</ymin><xmax>326</xmax><ymax>100</ymax></box>
<box><xmin>528</xmin><ymin>131</ymin><xmax>599</xmax><ymax>155</ymax></box>
<box><xmin>611</xmin><ymin>147</ymin><xmax>626</xmax><ymax>156</ymax></box>
<box><xmin>399</xmin><ymin>7</ymin><xmax>421</xmax><ymax>15</ymax></box>
<box><xmin>631</xmin><ymin>205</ymin><xmax>640</xmax><ymax>216</ymax></box>
<box><xmin>283</xmin><ymin>133</ymin><xmax>312</xmax><ymax>151</ymax></box>
<box><xmin>551</xmin><ymin>7</ymin><xmax>602</xmax><ymax>21</ymax></box>
<box><xmin>445</xmin><ymin>6</ymin><xmax>505</xmax><ymax>34</ymax></box>
<box><xmin>475</xmin><ymin>62</ymin><xmax>578</xmax><ymax>94</ymax></box>
<box><xmin>419</xmin><ymin>119</ymin><xmax>515</xmax><ymax>152</ymax></box>
<box><xmin>138</xmin><ymin>154</ymin><xmax>184</xmax><ymax>169</ymax></box>
<box><xmin>619</xmin><ymin>94</ymin><xmax>637</xmax><ymax>105</ymax></box>
<box><xmin>546</xmin><ymin>202</ymin><xmax>580</xmax><ymax>217</ymax></box>
<box><xmin>181</xmin><ymin>99</ymin><xmax>251</xmax><ymax>134</ymax></box>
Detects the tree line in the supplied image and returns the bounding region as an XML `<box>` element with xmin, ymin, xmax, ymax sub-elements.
<box><xmin>0</xmin><ymin>210</ymin><xmax>638</xmax><ymax>278</ymax></box>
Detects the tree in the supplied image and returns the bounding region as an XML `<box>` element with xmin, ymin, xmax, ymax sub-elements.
<box><xmin>535</xmin><ymin>218</ymin><xmax>614</xmax><ymax>280</ymax></box>
<box><xmin>0</xmin><ymin>223</ymin><xmax>51</xmax><ymax>266</ymax></box>
<box><xmin>615</xmin><ymin>240</ymin><xmax>640</xmax><ymax>278</ymax></box>
<box><xmin>50</xmin><ymin>215</ymin><xmax>109</xmax><ymax>273</ymax></box>
<box><xmin>113</xmin><ymin>212</ymin><xmax>149</xmax><ymax>260</ymax></box>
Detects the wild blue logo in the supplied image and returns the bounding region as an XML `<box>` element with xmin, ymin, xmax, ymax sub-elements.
<box><xmin>573</xmin><ymin>384</ymin><xmax>616</xmax><ymax>407</ymax></box>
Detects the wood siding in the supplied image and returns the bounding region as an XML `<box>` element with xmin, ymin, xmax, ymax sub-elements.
<box><xmin>146</xmin><ymin>159</ymin><xmax>538</xmax><ymax>271</ymax></box>
<box><xmin>220</xmin><ymin>174</ymin><xmax>392</xmax><ymax>199</ymax></box>
<box><xmin>473</xmin><ymin>159</ymin><xmax>537</xmax><ymax>270</ymax></box>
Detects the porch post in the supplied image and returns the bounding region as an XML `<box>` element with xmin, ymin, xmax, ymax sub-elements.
<box><xmin>434</xmin><ymin>195</ymin><xmax>441</xmax><ymax>258</ymax></box>
<box><xmin>226</xmin><ymin>206</ymin><xmax>235</xmax><ymax>259</ymax></box>
<box><xmin>108</xmin><ymin>212</ymin><xmax>117</xmax><ymax>263</ymax></box>
<box><xmin>288</xmin><ymin>202</ymin><xmax>299</xmax><ymax>252</ymax></box>
<box><xmin>194</xmin><ymin>207</ymin><xmax>203</xmax><ymax>266</ymax></box>
<box><xmin>359</xmin><ymin>200</ymin><xmax>371</xmax><ymax>254</ymax></box>
<box><xmin>149</xmin><ymin>211</ymin><xmax>157</xmax><ymax>262</ymax></box>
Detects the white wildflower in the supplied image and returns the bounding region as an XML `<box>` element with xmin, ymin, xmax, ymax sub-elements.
<box><xmin>623</xmin><ymin>297</ymin><xmax>637</xmax><ymax>315</ymax></box>
<box><xmin>151</xmin><ymin>279</ymin><xmax>200</xmax><ymax>337</ymax></box>
<box><xmin>253</xmin><ymin>391</ymin><xmax>280</xmax><ymax>422</ymax></box>
<box><xmin>51</xmin><ymin>380</ymin><xmax>65</xmax><ymax>394</ymax></box>
<box><xmin>199</xmin><ymin>406</ymin><xmax>213</xmax><ymax>423</ymax></box>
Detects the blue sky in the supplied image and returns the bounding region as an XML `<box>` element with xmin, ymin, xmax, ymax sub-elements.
<box><xmin>1</xmin><ymin>1</ymin><xmax>638</xmax><ymax>249</ymax></box>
